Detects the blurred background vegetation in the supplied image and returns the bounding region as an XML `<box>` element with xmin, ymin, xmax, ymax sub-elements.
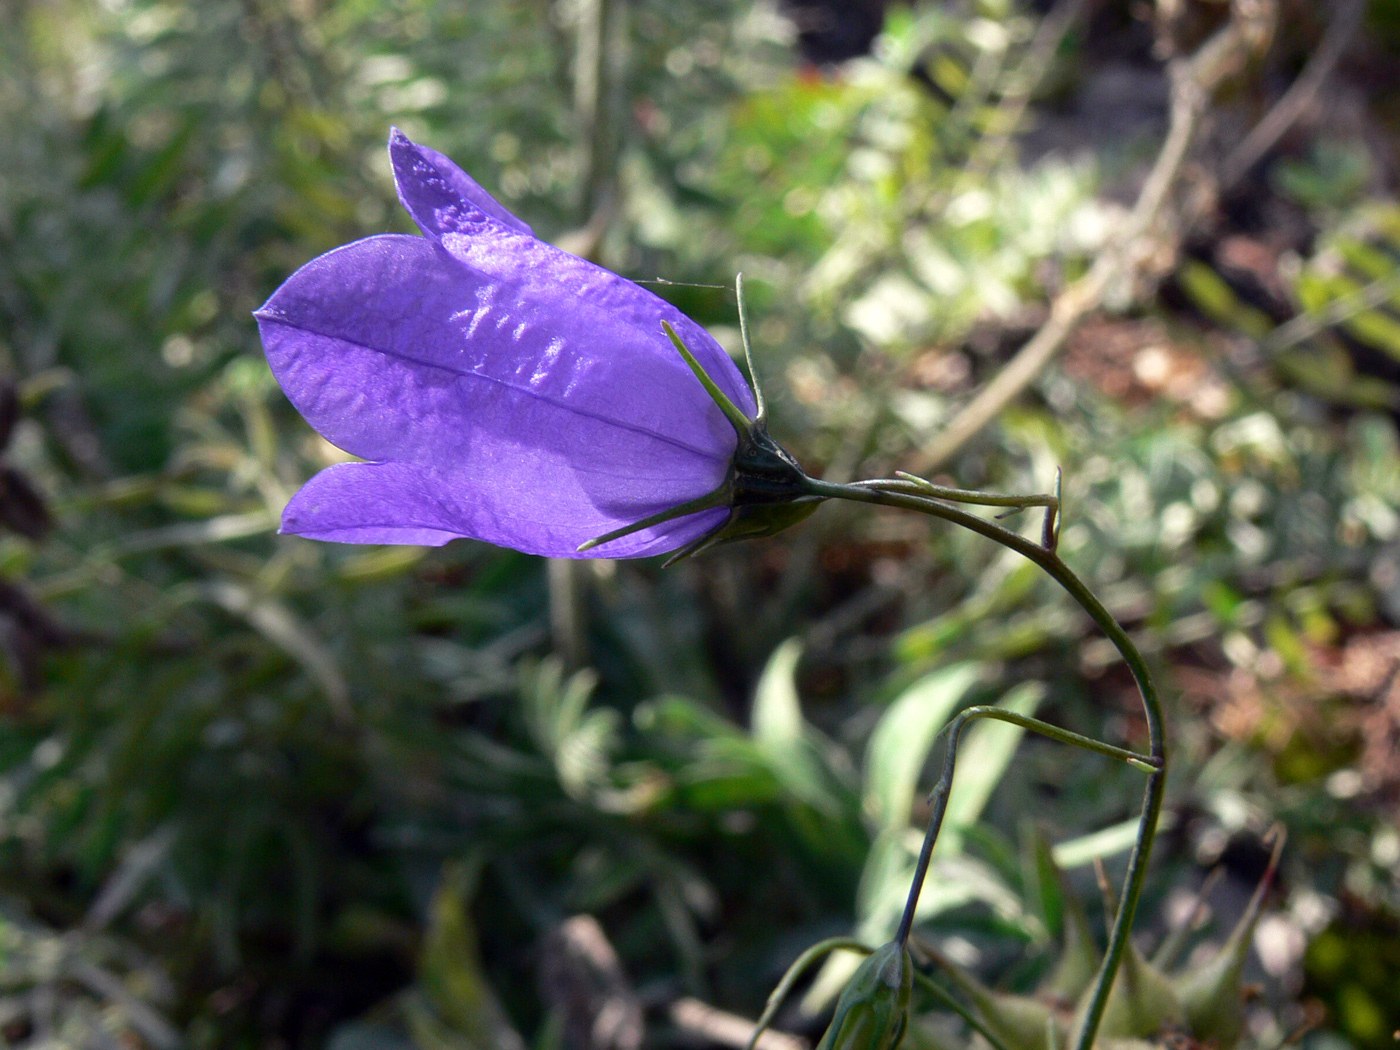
<box><xmin>1</xmin><ymin>0</ymin><xmax>1399</xmax><ymax>1047</ymax></box>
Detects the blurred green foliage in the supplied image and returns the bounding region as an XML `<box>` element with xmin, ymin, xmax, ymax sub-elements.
<box><xmin>2</xmin><ymin>0</ymin><xmax>1400</xmax><ymax>1048</ymax></box>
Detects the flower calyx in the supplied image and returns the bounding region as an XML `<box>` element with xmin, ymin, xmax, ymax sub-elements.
<box><xmin>579</xmin><ymin>278</ymin><xmax>821</xmax><ymax>564</ymax></box>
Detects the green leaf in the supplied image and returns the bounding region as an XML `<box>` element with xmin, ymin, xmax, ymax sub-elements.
<box><xmin>1347</xmin><ymin>308</ymin><xmax>1400</xmax><ymax>363</ymax></box>
<box><xmin>752</xmin><ymin>637</ymin><xmax>805</xmax><ymax>748</ymax></box>
<box><xmin>1052</xmin><ymin>810</ymin><xmax>1180</xmax><ymax>869</ymax></box>
<box><xmin>1177</xmin><ymin>261</ymin><xmax>1272</xmax><ymax>338</ymax></box>
<box><xmin>750</xmin><ymin>638</ymin><xmax>846</xmax><ymax>817</ymax></box>
<box><xmin>1333</xmin><ymin>236</ymin><xmax>1399</xmax><ymax>283</ymax></box>
<box><xmin>1022</xmin><ymin>824</ymin><xmax>1101</xmax><ymax>1002</ymax></box>
<box><xmin>413</xmin><ymin>864</ymin><xmax>525</xmax><ymax>1050</ymax></box>
<box><xmin>863</xmin><ymin>663</ymin><xmax>981</xmax><ymax>829</ymax></box>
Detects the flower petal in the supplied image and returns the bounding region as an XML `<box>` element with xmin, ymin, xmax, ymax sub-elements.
<box><xmin>281</xmin><ymin>461</ymin><xmax>463</xmax><ymax>546</ymax></box>
<box><xmin>385</xmin><ymin>130</ymin><xmax>755</xmax><ymax>423</ymax></box>
<box><xmin>389</xmin><ymin>127</ymin><xmax>532</xmax><ymax>239</ymax></box>
<box><xmin>282</xmin><ymin>460</ymin><xmax>728</xmax><ymax>557</ymax></box>
<box><xmin>257</xmin><ymin>234</ymin><xmax>740</xmax><ymax>555</ymax></box>
<box><xmin>256</xmin><ymin>233</ymin><xmax>734</xmax><ymax>467</ymax></box>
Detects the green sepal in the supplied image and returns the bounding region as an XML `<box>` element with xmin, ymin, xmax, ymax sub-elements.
<box><xmin>734</xmin><ymin>272</ymin><xmax>767</xmax><ymax>423</ymax></box>
<box><xmin>1174</xmin><ymin>942</ymin><xmax>1247</xmax><ymax>1049</ymax></box>
<box><xmin>972</xmin><ymin>989</ymin><xmax>1065</xmax><ymax>1050</ymax></box>
<box><xmin>925</xmin><ymin>940</ymin><xmax>1066</xmax><ymax>1050</ymax></box>
<box><xmin>663</xmin><ymin>499</ymin><xmax>821</xmax><ymax>567</ymax></box>
<box><xmin>576</xmin><ymin>488</ymin><xmax>730</xmax><ymax>553</ymax></box>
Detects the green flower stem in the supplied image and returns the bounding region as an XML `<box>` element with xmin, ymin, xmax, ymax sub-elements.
<box><xmin>853</xmin><ymin>474</ymin><xmax>1059</xmax><ymax>515</ymax></box>
<box><xmin>895</xmin><ymin>704</ymin><xmax>1159</xmax><ymax>948</ymax></box>
<box><xmin>802</xmin><ymin>476</ymin><xmax>1168</xmax><ymax>1050</ymax></box>
<box><xmin>950</xmin><ymin>706</ymin><xmax>1159</xmax><ymax>774</ymax></box>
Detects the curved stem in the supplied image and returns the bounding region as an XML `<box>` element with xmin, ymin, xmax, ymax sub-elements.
<box><xmin>805</xmin><ymin>476</ymin><xmax>1168</xmax><ymax>1050</ymax></box>
<box><xmin>895</xmin><ymin>704</ymin><xmax>1160</xmax><ymax>947</ymax></box>
<box><xmin>743</xmin><ymin>937</ymin><xmax>872</xmax><ymax>1050</ymax></box>
<box><xmin>893</xmin><ymin>708</ymin><xmax>963</xmax><ymax>947</ymax></box>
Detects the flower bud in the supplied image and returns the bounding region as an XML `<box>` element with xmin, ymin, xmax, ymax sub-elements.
<box><xmin>816</xmin><ymin>942</ymin><xmax>913</xmax><ymax>1050</ymax></box>
<box><xmin>1174</xmin><ymin>835</ymin><xmax>1283</xmax><ymax>1048</ymax></box>
<box><xmin>929</xmin><ymin>941</ymin><xmax>1066</xmax><ymax>1050</ymax></box>
<box><xmin>974</xmin><ymin>990</ymin><xmax>1066</xmax><ymax>1050</ymax></box>
<box><xmin>1074</xmin><ymin>941</ymin><xmax>1184</xmax><ymax>1042</ymax></box>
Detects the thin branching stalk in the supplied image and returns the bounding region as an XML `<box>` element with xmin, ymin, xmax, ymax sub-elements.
<box><xmin>803</xmin><ymin>476</ymin><xmax>1168</xmax><ymax>1050</ymax></box>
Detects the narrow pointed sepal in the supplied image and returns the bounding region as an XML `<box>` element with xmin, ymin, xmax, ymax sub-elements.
<box><xmin>963</xmin><ymin>984</ymin><xmax>1066</xmax><ymax>1050</ymax></box>
<box><xmin>577</xmin><ymin>307</ymin><xmax>818</xmax><ymax>565</ymax></box>
<box><xmin>578</xmin><ymin>487</ymin><xmax>730</xmax><ymax>553</ymax></box>
<box><xmin>735</xmin><ymin>273</ymin><xmax>767</xmax><ymax>424</ymax></box>
<box><xmin>926</xmin><ymin>939</ymin><xmax>1066</xmax><ymax>1050</ymax></box>
<box><xmin>661</xmin><ymin>517</ymin><xmax>734</xmax><ymax>568</ymax></box>
<box><xmin>663</xmin><ymin>321</ymin><xmax>753</xmax><ymax>435</ymax></box>
<box><xmin>659</xmin><ymin>498</ymin><xmax>822</xmax><ymax>568</ymax></box>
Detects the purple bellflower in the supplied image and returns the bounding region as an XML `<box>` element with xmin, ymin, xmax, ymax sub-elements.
<box><xmin>256</xmin><ymin>130</ymin><xmax>816</xmax><ymax>561</ymax></box>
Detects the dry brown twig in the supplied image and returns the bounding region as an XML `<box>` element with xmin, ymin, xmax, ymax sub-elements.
<box><xmin>1223</xmin><ymin>0</ymin><xmax>1367</xmax><ymax>190</ymax></box>
<box><xmin>911</xmin><ymin>0</ymin><xmax>1278</xmax><ymax>474</ymax></box>
<box><xmin>540</xmin><ymin>915</ymin><xmax>645</xmax><ymax>1050</ymax></box>
<box><xmin>668</xmin><ymin>998</ymin><xmax>807</xmax><ymax>1050</ymax></box>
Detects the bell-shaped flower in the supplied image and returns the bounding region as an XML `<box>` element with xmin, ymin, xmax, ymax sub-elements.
<box><xmin>256</xmin><ymin>129</ymin><xmax>815</xmax><ymax>560</ymax></box>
